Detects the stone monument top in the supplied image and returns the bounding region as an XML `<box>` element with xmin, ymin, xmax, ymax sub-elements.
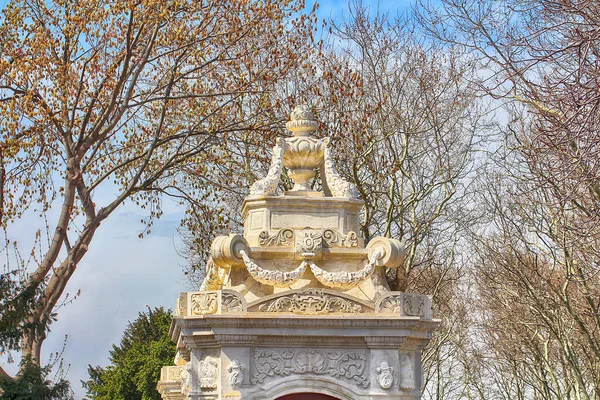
<box><xmin>200</xmin><ymin>105</ymin><xmax>407</xmax><ymax>304</ymax></box>
<box><xmin>158</xmin><ymin>106</ymin><xmax>438</xmax><ymax>400</ymax></box>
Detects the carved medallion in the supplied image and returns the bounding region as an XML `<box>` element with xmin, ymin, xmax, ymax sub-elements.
<box><xmin>296</xmin><ymin>228</ymin><xmax>323</xmax><ymax>256</ymax></box>
<box><xmin>251</xmin><ymin>349</ymin><xmax>369</xmax><ymax>388</ymax></box>
<box><xmin>376</xmin><ymin>361</ymin><xmax>394</xmax><ymax>389</ymax></box>
<box><xmin>191</xmin><ymin>292</ymin><xmax>218</xmax><ymax>315</ymax></box>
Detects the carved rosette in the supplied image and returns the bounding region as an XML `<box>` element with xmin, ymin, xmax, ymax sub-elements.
<box><xmin>256</xmin><ymin>288</ymin><xmax>364</xmax><ymax>314</ymax></box>
<box><xmin>296</xmin><ymin>228</ymin><xmax>323</xmax><ymax>256</ymax></box>
<box><xmin>191</xmin><ymin>292</ymin><xmax>218</xmax><ymax>315</ymax></box>
<box><xmin>251</xmin><ymin>348</ymin><xmax>369</xmax><ymax>388</ymax></box>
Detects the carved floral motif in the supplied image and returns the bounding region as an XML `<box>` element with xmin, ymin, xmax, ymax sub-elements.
<box><xmin>259</xmin><ymin>228</ymin><xmax>294</xmax><ymax>246</ymax></box>
<box><xmin>199</xmin><ymin>356</ymin><xmax>219</xmax><ymax>390</ymax></box>
<box><xmin>257</xmin><ymin>288</ymin><xmax>363</xmax><ymax>314</ymax></box>
<box><xmin>296</xmin><ymin>228</ymin><xmax>322</xmax><ymax>255</ymax></box>
<box><xmin>322</xmin><ymin>229</ymin><xmax>358</xmax><ymax>248</ymax></box>
<box><xmin>378</xmin><ymin>295</ymin><xmax>402</xmax><ymax>314</ymax></box>
<box><xmin>191</xmin><ymin>292</ymin><xmax>218</xmax><ymax>315</ymax></box>
<box><xmin>251</xmin><ymin>349</ymin><xmax>369</xmax><ymax>388</ymax></box>
<box><xmin>221</xmin><ymin>292</ymin><xmax>245</xmax><ymax>312</ymax></box>
<box><xmin>376</xmin><ymin>361</ymin><xmax>394</xmax><ymax>389</ymax></box>
<box><xmin>167</xmin><ymin>366</ymin><xmax>184</xmax><ymax>381</ymax></box>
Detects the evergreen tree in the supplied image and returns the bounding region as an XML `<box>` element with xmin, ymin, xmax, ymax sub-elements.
<box><xmin>84</xmin><ymin>307</ymin><xmax>175</xmax><ymax>400</ymax></box>
<box><xmin>0</xmin><ymin>358</ymin><xmax>72</xmax><ymax>400</ymax></box>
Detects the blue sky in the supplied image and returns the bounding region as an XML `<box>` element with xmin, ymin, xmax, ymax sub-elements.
<box><xmin>0</xmin><ymin>1</ymin><xmax>412</xmax><ymax>398</ymax></box>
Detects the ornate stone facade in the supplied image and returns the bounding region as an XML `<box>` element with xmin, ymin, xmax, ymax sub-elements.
<box><xmin>157</xmin><ymin>106</ymin><xmax>439</xmax><ymax>400</ymax></box>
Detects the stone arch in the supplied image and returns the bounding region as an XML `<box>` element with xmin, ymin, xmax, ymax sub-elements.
<box><xmin>256</xmin><ymin>376</ymin><xmax>360</xmax><ymax>400</ymax></box>
<box><xmin>276</xmin><ymin>394</ymin><xmax>340</xmax><ymax>400</ymax></box>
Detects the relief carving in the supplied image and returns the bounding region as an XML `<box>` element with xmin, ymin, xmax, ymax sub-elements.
<box><xmin>177</xmin><ymin>293</ymin><xmax>187</xmax><ymax>316</ymax></box>
<box><xmin>181</xmin><ymin>362</ymin><xmax>192</xmax><ymax>395</ymax></box>
<box><xmin>227</xmin><ymin>359</ymin><xmax>245</xmax><ymax>388</ymax></box>
<box><xmin>221</xmin><ymin>292</ymin><xmax>245</xmax><ymax>312</ymax></box>
<box><xmin>199</xmin><ymin>258</ymin><xmax>226</xmax><ymax>292</ymax></box>
<box><xmin>249</xmin><ymin>139</ymin><xmax>285</xmax><ymax>196</ymax></box>
<box><xmin>399</xmin><ymin>352</ymin><xmax>415</xmax><ymax>390</ymax></box>
<box><xmin>376</xmin><ymin>361</ymin><xmax>394</xmax><ymax>389</ymax></box>
<box><xmin>167</xmin><ymin>366</ymin><xmax>184</xmax><ymax>381</ymax></box>
<box><xmin>259</xmin><ymin>228</ymin><xmax>294</xmax><ymax>246</ymax></box>
<box><xmin>403</xmin><ymin>294</ymin><xmax>425</xmax><ymax>317</ymax></box>
<box><xmin>251</xmin><ymin>349</ymin><xmax>369</xmax><ymax>388</ymax></box>
<box><xmin>191</xmin><ymin>292</ymin><xmax>218</xmax><ymax>315</ymax></box>
<box><xmin>378</xmin><ymin>295</ymin><xmax>402</xmax><ymax>314</ymax></box>
<box><xmin>240</xmin><ymin>249</ymin><xmax>308</xmax><ymax>287</ymax></box>
<box><xmin>322</xmin><ymin>138</ymin><xmax>359</xmax><ymax>198</ymax></box>
<box><xmin>309</xmin><ymin>248</ymin><xmax>381</xmax><ymax>289</ymax></box>
<box><xmin>199</xmin><ymin>356</ymin><xmax>219</xmax><ymax>390</ymax></box>
<box><xmin>257</xmin><ymin>288</ymin><xmax>363</xmax><ymax>314</ymax></box>
<box><xmin>296</xmin><ymin>228</ymin><xmax>322</xmax><ymax>256</ymax></box>
<box><xmin>322</xmin><ymin>229</ymin><xmax>358</xmax><ymax>247</ymax></box>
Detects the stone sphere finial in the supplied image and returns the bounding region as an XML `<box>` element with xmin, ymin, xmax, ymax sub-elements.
<box><xmin>286</xmin><ymin>105</ymin><xmax>318</xmax><ymax>137</ymax></box>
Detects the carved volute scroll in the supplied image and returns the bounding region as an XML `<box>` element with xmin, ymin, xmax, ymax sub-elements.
<box><xmin>249</xmin><ymin>139</ymin><xmax>285</xmax><ymax>196</ymax></box>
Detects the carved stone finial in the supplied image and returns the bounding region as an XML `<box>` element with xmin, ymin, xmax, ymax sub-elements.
<box><xmin>286</xmin><ymin>105</ymin><xmax>318</xmax><ymax>137</ymax></box>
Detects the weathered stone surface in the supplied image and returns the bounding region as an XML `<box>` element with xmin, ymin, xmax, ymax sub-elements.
<box><xmin>158</xmin><ymin>106</ymin><xmax>439</xmax><ymax>400</ymax></box>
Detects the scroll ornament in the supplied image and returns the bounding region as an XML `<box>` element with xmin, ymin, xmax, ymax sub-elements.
<box><xmin>322</xmin><ymin>138</ymin><xmax>359</xmax><ymax>198</ymax></box>
<box><xmin>249</xmin><ymin>139</ymin><xmax>285</xmax><ymax>196</ymax></box>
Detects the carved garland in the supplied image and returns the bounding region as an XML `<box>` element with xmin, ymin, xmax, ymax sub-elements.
<box><xmin>239</xmin><ymin>249</ymin><xmax>308</xmax><ymax>287</ymax></box>
<box><xmin>309</xmin><ymin>248</ymin><xmax>382</xmax><ymax>289</ymax></box>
